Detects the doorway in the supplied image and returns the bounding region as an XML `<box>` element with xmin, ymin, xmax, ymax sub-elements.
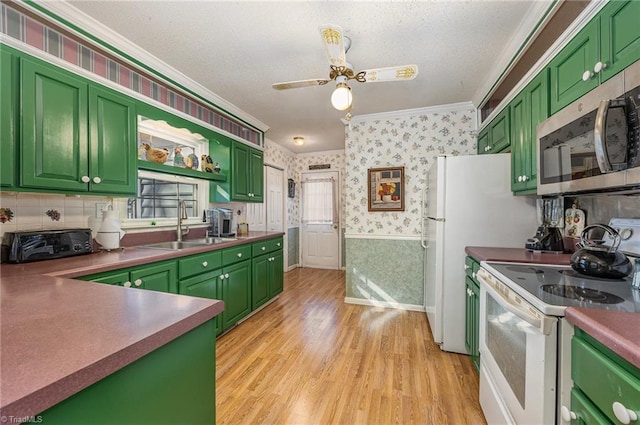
<box><xmin>300</xmin><ymin>170</ymin><xmax>340</xmax><ymax>270</ymax></box>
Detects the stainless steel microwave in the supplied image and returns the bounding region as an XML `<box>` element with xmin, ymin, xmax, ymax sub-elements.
<box><xmin>536</xmin><ymin>60</ymin><xmax>640</xmax><ymax>195</ymax></box>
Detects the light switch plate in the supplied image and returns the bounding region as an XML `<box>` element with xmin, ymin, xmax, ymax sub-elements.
<box><xmin>95</xmin><ymin>203</ymin><xmax>108</xmax><ymax>218</ymax></box>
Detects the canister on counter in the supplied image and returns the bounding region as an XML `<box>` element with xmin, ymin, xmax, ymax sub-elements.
<box><xmin>237</xmin><ymin>222</ymin><xmax>249</xmax><ymax>236</ymax></box>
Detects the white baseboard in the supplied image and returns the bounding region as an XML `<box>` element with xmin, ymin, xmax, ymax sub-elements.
<box><xmin>425</xmin><ymin>306</ymin><xmax>435</xmax><ymax>315</ymax></box>
<box><xmin>286</xmin><ymin>264</ymin><xmax>298</xmax><ymax>272</ymax></box>
<box><xmin>344</xmin><ymin>297</ymin><xmax>425</xmax><ymax>312</ymax></box>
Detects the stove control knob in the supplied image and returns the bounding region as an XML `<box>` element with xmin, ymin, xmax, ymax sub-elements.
<box><xmin>613</xmin><ymin>402</ymin><xmax>638</xmax><ymax>424</ymax></box>
<box><xmin>619</xmin><ymin>228</ymin><xmax>633</xmax><ymax>240</ymax></box>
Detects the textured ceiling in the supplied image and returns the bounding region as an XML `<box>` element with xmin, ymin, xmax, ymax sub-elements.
<box><xmin>67</xmin><ymin>1</ymin><xmax>552</xmax><ymax>153</ymax></box>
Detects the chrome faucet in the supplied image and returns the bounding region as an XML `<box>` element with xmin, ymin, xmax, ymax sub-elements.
<box><xmin>177</xmin><ymin>199</ymin><xmax>190</xmax><ymax>241</ymax></box>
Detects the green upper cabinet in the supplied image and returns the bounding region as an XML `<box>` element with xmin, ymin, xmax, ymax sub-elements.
<box><xmin>89</xmin><ymin>85</ymin><xmax>137</xmax><ymax>194</ymax></box>
<box><xmin>0</xmin><ymin>47</ymin><xmax>16</xmax><ymax>188</ymax></box>
<box><xmin>479</xmin><ymin>107</ymin><xmax>510</xmax><ymax>155</ymax></box>
<box><xmin>231</xmin><ymin>142</ymin><xmax>263</xmax><ymax>202</ymax></box>
<box><xmin>510</xmin><ymin>70</ymin><xmax>549</xmax><ymax>193</ymax></box>
<box><xmin>20</xmin><ymin>55</ymin><xmax>136</xmax><ymax>195</ymax></box>
<box><xmin>549</xmin><ymin>0</ymin><xmax>640</xmax><ymax>114</ymax></box>
<box><xmin>21</xmin><ymin>57</ymin><xmax>89</xmax><ymax>192</ymax></box>
<box><xmin>599</xmin><ymin>0</ymin><xmax>640</xmax><ymax>82</ymax></box>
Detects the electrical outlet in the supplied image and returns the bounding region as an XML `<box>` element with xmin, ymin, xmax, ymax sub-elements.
<box><xmin>95</xmin><ymin>203</ymin><xmax>108</xmax><ymax>218</ymax></box>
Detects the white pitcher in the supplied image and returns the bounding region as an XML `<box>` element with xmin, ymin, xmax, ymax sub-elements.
<box><xmin>96</xmin><ymin>208</ymin><xmax>125</xmax><ymax>250</ymax></box>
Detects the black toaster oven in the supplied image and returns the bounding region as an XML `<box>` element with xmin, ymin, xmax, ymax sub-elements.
<box><xmin>1</xmin><ymin>229</ymin><xmax>93</xmax><ymax>263</ymax></box>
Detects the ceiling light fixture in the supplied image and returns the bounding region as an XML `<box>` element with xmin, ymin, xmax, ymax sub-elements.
<box><xmin>331</xmin><ymin>76</ymin><xmax>352</xmax><ymax>111</ymax></box>
<box><xmin>293</xmin><ymin>136</ymin><xmax>305</xmax><ymax>146</ymax></box>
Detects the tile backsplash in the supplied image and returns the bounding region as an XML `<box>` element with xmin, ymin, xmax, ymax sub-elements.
<box><xmin>565</xmin><ymin>194</ymin><xmax>640</xmax><ymax>225</ymax></box>
<box><xmin>0</xmin><ymin>192</ymin><xmax>111</xmax><ymax>238</ymax></box>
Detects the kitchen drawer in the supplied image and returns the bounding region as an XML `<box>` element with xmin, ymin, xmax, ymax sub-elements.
<box><xmin>252</xmin><ymin>237</ymin><xmax>283</xmax><ymax>256</ymax></box>
<box><xmin>572</xmin><ymin>334</ymin><xmax>640</xmax><ymax>424</ymax></box>
<box><xmin>178</xmin><ymin>250</ymin><xmax>222</xmax><ymax>280</ymax></box>
<box><xmin>222</xmin><ymin>244</ymin><xmax>252</xmax><ymax>266</ymax></box>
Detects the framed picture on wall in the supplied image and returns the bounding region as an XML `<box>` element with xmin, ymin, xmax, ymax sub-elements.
<box><xmin>367</xmin><ymin>166</ymin><xmax>405</xmax><ymax>212</ymax></box>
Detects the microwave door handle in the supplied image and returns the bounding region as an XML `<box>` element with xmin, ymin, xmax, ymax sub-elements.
<box><xmin>594</xmin><ymin>99</ymin><xmax>614</xmax><ymax>173</ymax></box>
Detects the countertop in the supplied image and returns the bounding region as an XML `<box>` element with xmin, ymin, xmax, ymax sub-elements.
<box><xmin>0</xmin><ymin>231</ymin><xmax>283</xmax><ymax>419</ymax></box>
<box><xmin>565</xmin><ymin>307</ymin><xmax>640</xmax><ymax>370</ymax></box>
<box><xmin>466</xmin><ymin>246</ymin><xmax>638</xmax><ymax>370</ymax></box>
<box><xmin>465</xmin><ymin>246</ymin><xmax>573</xmax><ymax>265</ymax></box>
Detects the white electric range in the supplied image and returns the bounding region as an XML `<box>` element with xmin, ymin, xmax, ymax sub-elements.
<box><xmin>476</xmin><ymin>218</ymin><xmax>640</xmax><ymax>425</ymax></box>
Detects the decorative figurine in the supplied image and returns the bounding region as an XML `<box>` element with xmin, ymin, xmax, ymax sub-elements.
<box><xmin>174</xmin><ymin>147</ymin><xmax>186</xmax><ymax>167</ymax></box>
<box><xmin>214</xmin><ymin>162</ymin><xmax>221</xmax><ymax>173</ymax></box>
<box><xmin>185</xmin><ymin>153</ymin><xmax>199</xmax><ymax>170</ymax></box>
<box><xmin>201</xmin><ymin>154</ymin><xmax>214</xmax><ymax>173</ymax></box>
<box><xmin>142</xmin><ymin>143</ymin><xmax>169</xmax><ymax>164</ymax></box>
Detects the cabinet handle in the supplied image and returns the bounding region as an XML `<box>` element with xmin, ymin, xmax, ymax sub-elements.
<box><xmin>93</xmin><ymin>176</ymin><xmax>102</xmax><ymax>184</ymax></box>
<box><xmin>237</xmin><ymin>253</ymin><xmax>242</xmax><ymax>258</ymax></box>
<box><xmin>277</xmin><ymin>243</ymin><xmax>281</xmax><ymax>247</ymax></box>
<box><xmin>225</xmin><ymin>273</ymin><xmax>229</xmax><ymax>278</ymax></box>
<box><xmin>560</xmin><ymin>405</ymin><xmax>577</xmax><ymax>422</ymax></box>
<box><xmin>523</xmin><ymin>175</ymin><xmax>528</xmax><ymax>181</ymax></box>
<box><xmin>613</xmin><ymin>402</ymin><xmax>638</xmax><ymax>424</ymax></box>
<box><xmin>464</xmin><ymin>264</ymin><xmax>470</xmax><ymax>270</ymax></box>
<box><xmin>261</xmin><ymin>246</ymin><xmax>266</xmax><ymax>251</ymax></box>
<box><xmin>594</xmin><ymin>61</ymin><xmax>607</xmax><ymax>74</ymax></box>
<box><xmin>81</xmin><ymin>176</ymin><xmax>90</xmax><ymax>183</ymax></box>
<box><xmin>472</xmin><ymin>272</ymin><xmax>476</xmax><ymax>279</ymax></box>
<box><xmin>582</xmin><ymin>70</ymin><xmax>594</xmax><ymax>81</ymax></box>
<box><xmin>123</xmin><ymin>281</ymin><xmax>132</xmax><ymax>288</ymax></box>
<box><xmin>134</xmin><ymin>279</ymin><xmax>142</xmax><ymax>287</ymax></box>
<box><xmin>220</xmin><ymin>274</ymin><xmax>225</xmax><ymax>280</ymax></box>
<box><xmin>202</xmin><ymin>261</ymin><xmax>208</xmax><ymax>267</ymax></box>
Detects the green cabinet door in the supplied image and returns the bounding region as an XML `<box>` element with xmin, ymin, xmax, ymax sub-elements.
<box><xmin>221</xmin><ymin>259</ymin><xmax>251</xmax><ymax>331</ymax></box>
<box><xmin>570</xmin><ymin>388</ymin><xmax>612</xmax><ymax>425</ymax></box>
<box><xmin>477</xmin><ymin>128</ymin><xmax>490</xmax><ymax>155</ymax></box>
<box><xmin>489</xmin><ymin>107</ymin><xmax>510</xmax><ymax>153</ymax></box>
<box><xmin>252</xmin><ymin>254</ymin><xmax>270</xmax><ymax>310</ymax></box>
<box><xmin>549</xmin><ymin>20</ymin><xmax>599</xmax><ymax>114</ymax></box>
<box><xmin>179</xmin><ymin>269</ymin><xmax>222</xmax><ymax>336</ymax></box>
<box><xmin>130</xmin><ymin>261</ymin><xmax>177</xmax><ymax>293</ymax></box>
<box><xmin>249</xmin><ymin>148</ymin><xmax>264</xmax><ymax>202</ymax></box>
<box><xmin>269</xmin><ymin>249</ymin><xmax>284</xmax><ymax>298</ymax></box>
<box><xmin>21</xmin><ymin>57</ymin><xmax>89</xmax><ymax>191</ymax></box>
<box><xmin>89</xmin><ymin>85</ymin><xmax>137</xmax><ymax>195</ymax></box>
<box><xmin>599</xmin><ymin>0</ymin><xmax>640</xmax><ymax>83</ymax></box>
<box><xmin>511</xmin><ymin>70</ymin><xmax>548</xmax><ymax>193</ymax></box>
<box><xmin>83</xmin><ymin>270</ymin><xmax>131</xmax><ymax>286</ymax></box>
<box><xmin>1</xmin><ymin>47</ymin><xmax>16</xmax><ymax>188</ymax></box>
<box><xmin>230</xmin><ymin>142</ymin><xmax>264</xmax><ymax>202</ymax></box>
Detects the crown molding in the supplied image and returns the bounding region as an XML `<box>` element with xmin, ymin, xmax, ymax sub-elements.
<box><xmin>23</xmin><ymin>0</ymin><xmax>269</xmax><ymax>133</ymax></box>
<box><xmin>296</xmin><ymin>149</ymin><xmax>345</xmax><ymax>158</ymax></box>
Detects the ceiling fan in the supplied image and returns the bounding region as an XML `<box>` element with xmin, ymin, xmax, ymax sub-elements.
<box><xmin>272</xmin><ymin>24</ymin><xmax>419</xmax><ymax>112</ymax></box>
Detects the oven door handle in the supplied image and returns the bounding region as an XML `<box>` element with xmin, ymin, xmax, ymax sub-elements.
<box><xmin>478</xmin><ymin>271</ymin><xmax>557</xmax><ymax>335</ymax></box>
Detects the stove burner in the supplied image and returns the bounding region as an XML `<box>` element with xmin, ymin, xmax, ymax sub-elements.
<box><xmin>540</xmin><ymin>284</ymin><xmax>625</xmax><ymax>304</ymax></box>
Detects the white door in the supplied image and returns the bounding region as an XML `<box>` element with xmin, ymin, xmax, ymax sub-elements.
<box><xmin>266</xmin><ymin>166</ymin><xmax>284</xmax><ymax>232</ymax></box>
<box><xmin>301</xmin><ymin>171</ymin><xmax>340</xmax><ymax>270</ymax></box>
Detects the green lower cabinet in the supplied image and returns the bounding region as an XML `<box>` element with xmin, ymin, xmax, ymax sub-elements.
<box><xmin>37</xmin><ymin>319</ymin><xmax>216</xmax><ymax>425</ymax></box>
<box><xmin>179</xmin><ymin>269</ymin><xmax>222</xmax><ymax>336</ymax></box>
<box><xmin>220</xmin><ymin>259</ymin><xmax>252</xmax><ymax>332</ymax></box>
<box><xmin>571</xmin><ymin>329</ymin><xmax>640</xmax><ymax>425</ymax></box>
<box><xmin>80</xmin><ymin>260</ymin><xmax>177</xmax><ymax>293</ymax></box>
<box><xmin>464</xmin><ymin>256</ymin><xmax>480</xmax><ymax>371</ymax></box>
<box><xmin>252</xmin><ymin>248</ymin><xmax>284</xmax><ymax>310</ymax></box>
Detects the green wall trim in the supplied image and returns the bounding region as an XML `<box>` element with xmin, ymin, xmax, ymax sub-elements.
<box><xmin>20</xmin><ymin>0</ymin><xmax>261</xmax><ymax>135</ymax></box>
<box><xmin>346</xmin><ymin>238</ymin><xmax>423</xmax><ymax>306</ymax></box>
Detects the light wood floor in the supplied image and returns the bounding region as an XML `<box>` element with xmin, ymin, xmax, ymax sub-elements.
<box><xmin>216</xmin><ymin>268</ymin><xmax>486</xmax><ymax>425</ymax></box>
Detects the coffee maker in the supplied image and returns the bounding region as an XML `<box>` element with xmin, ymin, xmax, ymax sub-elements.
<box><xmin>525</xmin><ymin>198</ymin><xmax>564</xmax><ymax>253</ymax></box>
<box><xmin>207</xmin><ymin>208</ymin><xmax>236</xmax><ymax>237</ymax></box>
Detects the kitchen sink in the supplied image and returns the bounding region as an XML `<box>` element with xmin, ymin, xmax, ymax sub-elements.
<box><xmin>139</xmin><ymin>239</ymin><xmax>217</xmax><ymax>251</ymax></box>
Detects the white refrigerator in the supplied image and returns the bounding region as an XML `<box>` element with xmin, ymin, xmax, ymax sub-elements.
<box><xmin>423</xmin><ymin>154</ymin><xmax>537</xmax><ymax>354</ymax></box>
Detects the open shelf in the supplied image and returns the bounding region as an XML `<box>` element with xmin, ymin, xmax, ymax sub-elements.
<box><xmin>138</xmin><ymin>161</ymin><xmax>226</xmax><ymax>181</ymax></box>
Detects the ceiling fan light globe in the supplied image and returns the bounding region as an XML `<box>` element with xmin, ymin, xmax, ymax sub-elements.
<box><xmin>331</xmin><ymin>84</ymin><xmax>352</xmax><ymax>111</ymax></box>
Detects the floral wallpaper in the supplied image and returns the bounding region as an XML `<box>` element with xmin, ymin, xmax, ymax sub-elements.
<box><xmin>345</xmin><ymin>105</ymin><xmax>477</xmax><ymax>235</ymax></box>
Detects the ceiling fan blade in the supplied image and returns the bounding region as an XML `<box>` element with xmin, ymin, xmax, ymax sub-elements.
<box><xmin>272</xmin><ymin>79</ymin><xmax>330</xmax><ymax>90</ymax></box>
<box><xmin>319</xmin><ymin>24</ymin><xmax>346</xmax><ymax>67</ymax></box>
<box><xmin>359</xmin><ymin>65</ymin><xmax>419</xmax><ymax>83</ymax></box>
